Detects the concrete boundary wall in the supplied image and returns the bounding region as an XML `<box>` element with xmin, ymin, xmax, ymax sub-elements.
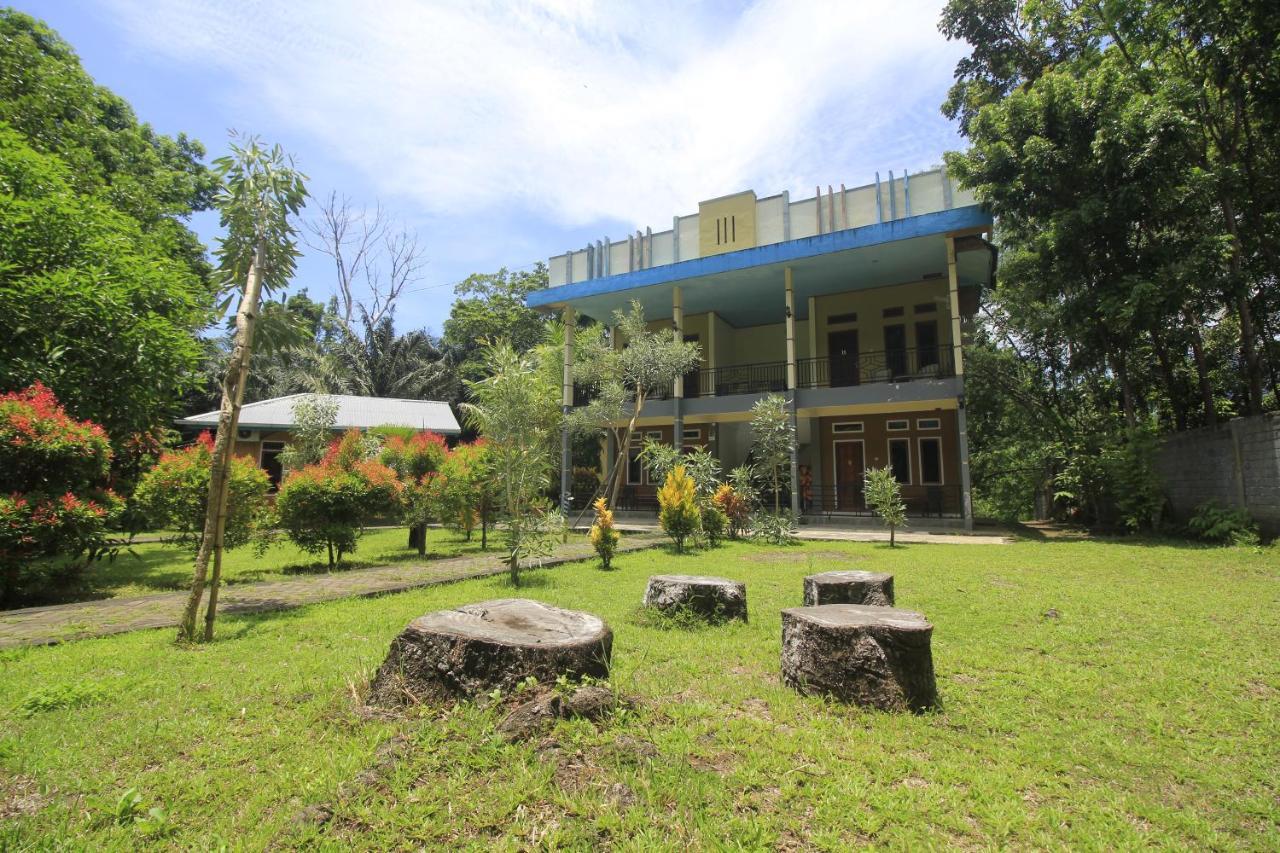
<box><xmin>1155</xmin><ymin>413</ymin><xmax>1280</xmax><ymax>537</ymax></box>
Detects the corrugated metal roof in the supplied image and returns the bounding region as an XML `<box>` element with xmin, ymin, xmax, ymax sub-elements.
<box><xmin>177</xmin><ymin>394</ymin><xmax>461</xmax><ymax>434</ymax></box>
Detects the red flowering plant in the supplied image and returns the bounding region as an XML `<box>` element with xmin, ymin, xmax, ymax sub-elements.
<box><xmin>130</xmin><ymin>431</ymin><xmax>272</xmax><ymax>552</ymax></box>
<box><xmin>0</xmin><ymin>383</ymin><xmax>122</xmax><ymax>604</ymax></box>
<box><xmin>379</xmin><ymin>431</ymin><xmax>448</xmax><ymax>556</ymax></box>
<box><xmin>275</xmin><ymin>430</ymin><xmax>402</xmax><ymax>568</ymax></box>
<box><xmin>434</xmin><ymin>441</ymin><xmax>496</xmax><ymax>544</ymax></box>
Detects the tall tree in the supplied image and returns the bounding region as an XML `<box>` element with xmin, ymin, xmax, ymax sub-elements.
<box><xmin>178</xmin><ymin>136</ymin><xmax>308</xmax><ymax>643</ymax></box>
<box><xmin>442</xmin><ymin>265</ymin><xmax>551</xmax><ymax>383</ymax></box>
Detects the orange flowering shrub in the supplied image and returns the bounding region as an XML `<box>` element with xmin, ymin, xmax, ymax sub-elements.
<box><xmin>588</xmin><ymin>497</ymin><xmax>620</xmax><ymax>569</ymax></box>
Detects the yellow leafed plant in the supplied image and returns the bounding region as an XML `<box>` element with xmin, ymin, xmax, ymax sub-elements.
<box><xmin>657</xmin><ymin>465</ymin><xmax>701</xmax><ymax>553</ymax></box>
<box><xmin>589</xmin><ymin>497</ymin><xmax>620</xmax><ymax>569</ymax></box>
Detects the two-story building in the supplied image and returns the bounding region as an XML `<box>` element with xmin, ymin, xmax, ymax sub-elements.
<box><xmin>529</xmin><ymin>168</ymin><xmax>995</xmax><ymax>528</ymax></box>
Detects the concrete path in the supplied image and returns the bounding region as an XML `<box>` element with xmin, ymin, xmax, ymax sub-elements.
<box><xmin>600</xmin><ymin>522</ymin><xmax>1012</xmax><ymax>546</ymax></box>
<box><xmin>0</xmin><ymin>534</ymin><xmax>665</xmax><ymax>650</ymax></box>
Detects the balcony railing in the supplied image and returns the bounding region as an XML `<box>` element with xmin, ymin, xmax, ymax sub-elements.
<box><xmin>803</xmin><ymin>483</ymin><xmax>963</xmax><ymax>518</ymax></box>
<box><xmin>798</xmin><ymin>347</ymin><xmax>954</xmax><ymax>389</ymax></box>
<box><xmin>572</xmin><ymin>347</ymin><xmax>954</xmax><ymax>405</ymax></box>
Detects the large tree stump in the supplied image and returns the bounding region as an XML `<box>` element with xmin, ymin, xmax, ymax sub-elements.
<box><xmin>803</xmin><ymin>570</ymin><xmax>894</xmax><ymax>607</ymax></box>
<box><xmin>643</xmin><ymin>574</ymin><xmax>747</xmax><ymax>622</ymax></box>
<box><xmin>368</xmin><ymin>599</ymin><xmax>612</xmax><ymax>706</ymax></box>
<box><xmin>781</xmin><ymin>604</ymin><xmax>937</xmax><ymax>712</ymax></box>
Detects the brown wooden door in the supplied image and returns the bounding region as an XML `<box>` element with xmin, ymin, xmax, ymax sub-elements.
<box><xmin>834</xmin><ymin>441</ymin><xmax>864</xmax><ymax>510</ymax></box>
<box><xmin>828</xmin><ymin>330</ymin><xmax>859</xmax><ymax>387</ymax></box>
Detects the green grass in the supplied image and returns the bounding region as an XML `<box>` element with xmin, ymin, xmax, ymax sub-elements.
<box><xmin>1</xmin><ymin>537</ymin><xmax>1277</xmax><ymax>849</ymax></box>
<box><xmin>24</xmin><ymin>527</ymin><xmax>489</xmax><ymax>604</ymax></box>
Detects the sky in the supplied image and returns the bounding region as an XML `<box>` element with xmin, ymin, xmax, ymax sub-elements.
<box><xmin>24</xmin><ymin>0</ymin><xmax>970</xmax><ymax>336</ymax></box>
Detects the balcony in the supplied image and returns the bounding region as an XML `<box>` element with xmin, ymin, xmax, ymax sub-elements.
<box><xmin>679</xmin><ymin>347</ymin><xmax>954</xmax><ymax>399</ymax></box>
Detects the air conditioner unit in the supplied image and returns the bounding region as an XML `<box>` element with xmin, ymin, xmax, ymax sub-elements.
<box><xmin>237</xmin><ymin>429</ymin><xmax>253</xmax><ymax>440</ymax></box>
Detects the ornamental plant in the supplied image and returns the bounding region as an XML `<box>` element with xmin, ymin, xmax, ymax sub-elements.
<box><xmin>589</xmin><ymin>497</ymin><xmax>620</xmax><ymax>569</ymax></box>
<box><xmin>657</xmin><ymin>465</ymin><xmax>701</xmax><ymax>553</ymax></box>
<box><xmin>864</xmin><ymin>466</ymin><xmax>907</xmax><ymax>547</ymax></box>
<box><xmin>0</xmin><ymin>383</ymin><xmax>122</xmax><ymax>604</ymax></box>
<box><xmin>130</xmin><ymin>432</ymin><xmax>271</xmax><ymax>552</ymax></box>
<box><xmin>380</xmin><ymin>431</ymin><xmax>448</xmax><ymax>555</ymax></box>
<box><xmin>275</xmin><ymin>431</ymin><xmax>402</xmax><ymax>568</ymax></box>
<box><xmin>433</xmin><ymin>441</ymin><xmax>495</xmax><ymax>543</ymax></box>
<box><xmin>713</xmin><ymin>483</ymin><xmax>752</xmax><ymax>540</ymax></box>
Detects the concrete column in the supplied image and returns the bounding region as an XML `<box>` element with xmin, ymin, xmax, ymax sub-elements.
<box><xmin>784</xmin><ymin>268</ymin><xmax>797</xmax><ymax>391</ymax></box>
<box><xmin>807</xmin><ymin>295</ymin><xmax>817</xmax><ymax>384</ymax></box>
<box><xmin>672</xmin><ymin>286</ymin><xmax>684</xmax><ymax>450</ymax></box>
<box><xmin>560</xmin><ymin>307</ymin><xmax>574</xmax><ymax>515</ymax></box>
<box><xmin>789</xmin><ymin>394</ymin><xmax>800</xmax><ymax>520</ymax></box>
<box><xmin>946</xmin><ymin>237</ymin><xmax>973</xmax><ymax>529</ymax></box>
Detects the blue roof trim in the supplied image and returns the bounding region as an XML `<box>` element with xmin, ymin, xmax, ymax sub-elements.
<box><xmin>529</xmin><ymin>205</ymin><xmax>991</xmax><ymax>308</ymax></box>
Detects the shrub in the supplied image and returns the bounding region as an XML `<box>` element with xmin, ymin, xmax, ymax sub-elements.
<box><xmin>278</xmin><ymin>395</ymin><xmax>338</xmax><ymax>474</ymax></box>
<box><xmin>864</xmin><ymin>466</ymin><xmax>907</xmax><ymax>546</ymax></box>
<box><xmin>713</xmin><ymin>483</ymin><xmax>752</xmax><ymax>540</ymax></box>
<box><xmin>0</xmin><ymin>383</ymin><xmax>122</xmax><ymax>604</ymax></box>
<box><xmin>130</xmin><ymin>432</ymin><xmax>271</xmax><ymax>550</ymax></box>
<box><xmin>571</xmin><ymin>466</ymin><xmax>602</xmax><ymax>502</ymax></box>
<box><xmin>657</xmin><ymin>465</ymin><xmax>700</xmax><ymax>553</ymax></box>
<box><xmin>750</xmin><ymin>511</ymin><xmax>798</xmax><ymax>545</ymax></box>
<box><xmin>1187</xmin><ymin>501</ymin><xmax>1260</xmax><ymax>547</ymax></box>
<box><xmin>433</xmin><ymin>441</ymin><xmax>494</xmax><ymax>543</ymax></box>
<box><xmin>700</xmin><ymin>502</ymin><xmax>728</xmax><ymax>546</ymax></box>
<box><xmin>380</xmin><ymin>431</ymin><xmax>448</xmax><ymax>555</ymax></box>
<box><xmin>589</xmin><ymin>497</ymin><xmax>620</xmax><ymax>569</ymax></box>
<box><xmin>276</xmin><ymin>434</ymin><xmax>402</xmax><ymax>568</ymax></box>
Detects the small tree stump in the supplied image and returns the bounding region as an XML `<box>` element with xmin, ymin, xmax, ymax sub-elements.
<box><xmin>803</xmin><ymin>571</ymin><xmax>894</xmax><ymax>607</ymax></box>
<box><xmin>643</xmin><ymin>574</ymin><xmax>747</xmax><ymax>622</ymax></box>
<box><xmin>781</xmin><ymin>604</ymin><xmax>937</xmax><ymax>712</ymax></box>
<box><xmin>368</xmin><ymin>599</ymin><xmax>612</xmax><ymax>706</ymax></box>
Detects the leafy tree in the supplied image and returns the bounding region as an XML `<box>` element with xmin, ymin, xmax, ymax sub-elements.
<box><xmin>864</xmin><ymin>466</ymin><xmax>907</xmax><ymax>547</ymax></box>
<box><xmin>379</xmin><ymin>431</ymin><xmax>448</xmax><ymax>556</ymax></box>
<box><xmin>656</xmin><ymin>466</ymin><xmax>701</xmax><ymax>553</ymax></box>
<box><xmin>131</xmin><ymin>432</ymin><xmax>271</xmax><ymax>551</ymax></box>
<box><xmin>0</xmin><ymin>383</ymin><xmax>122</xmax><ymax>605</ymax></box>
<box><xmin>443</xmin><ymin>265</ymin><xmax>551</xmax><ymax>383</ymax></box>
<box><xmin>278</xmin><ymin>395</ymin><xmax>339</xmax><ymax>474</ymax></box>
<box><xmin>179</xmin><ymin>135</ymin><xmax>308</xmax><ymax>643</ymax></box>
<box><xmin>0</xmin><ymin>124</ymin><xmax>209</xmax><ymax>445</ymax></box>
<box><xmin>462</xmin><ymin>341</ymin><xmax>562</xmax><ymax>585</ymax></box>
<box><xmin>433</xmin><ymin>441</ymin><xmax>495</xmax><ymax>544</ymax></box>
<box><xmin>572</xmin><ymin>302</ymin><xmax>702</xmax><ymax>507</ymax></box>
<box><xmin>750</xmin><ymin>394</ymin><xmax>794</xmax><ymax>515</ymax></box>
<box><xmin>275</xmin><ymin>432</ymin><xmax>402</xmax><ymax>568</ymax></box>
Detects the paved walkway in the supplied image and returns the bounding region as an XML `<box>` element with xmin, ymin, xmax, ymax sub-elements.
<box><xmin>601</xmin><ymin>522</ymin><xmax>1012</xmax><ymax>546</ymax></box>
<box><xmin>0</xmin><ymin>534</ymin><xmax>665</xmax><ymax>650</ymax></box>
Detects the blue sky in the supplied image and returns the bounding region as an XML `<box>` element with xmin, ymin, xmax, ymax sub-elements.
<box><xmin>24</xmin><ymin>0</ymin><xmax>968</xmax><ymax>336</ymax></box>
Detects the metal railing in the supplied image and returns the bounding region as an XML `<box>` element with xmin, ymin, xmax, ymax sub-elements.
<box><xmin>804</xmin><ymin>483</ymin><xmax>963</xmax><ymax>518</ymax></box>
<box><xmin>798</xmin><ymin>347</ymin><xmax>954</xmax><ymax>389</ymax></box>
<box><xmin>570</xmin><ymin>347</ymin><xmax>954</xmax><ymax>406</ymax></box>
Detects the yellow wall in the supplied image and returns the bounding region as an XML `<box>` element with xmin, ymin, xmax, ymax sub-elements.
<box><xmin>812</xmin><ymin>279</ymin><xmax>952</xmax><ymax>359</ymax></box>
<box><xmin>698</xmin><ymin>191</ymin><xmax>757</xmax><ymax>257</ymax></box>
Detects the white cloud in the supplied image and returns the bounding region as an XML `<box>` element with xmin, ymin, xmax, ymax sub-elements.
<box><xmin>103</xmin><ymin>0</ymin><xmax>965</xmax><ymax>232</ymax></box>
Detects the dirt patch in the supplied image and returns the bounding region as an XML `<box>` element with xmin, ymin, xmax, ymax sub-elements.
<box><xmin>0</xmin><ymin>774</ymin><xmax>51</xmax><ymax>820</ymax></box>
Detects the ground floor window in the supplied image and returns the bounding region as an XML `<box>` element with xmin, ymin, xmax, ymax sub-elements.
<box><xmin>888</xmin><ymin>437</ymin><xmax>912</xmax><ymax>484</ymax></box>
<box><xmin>919</xmin><ymin>436</ymin><xmax>943</xmax><ymax>484</ymax></box>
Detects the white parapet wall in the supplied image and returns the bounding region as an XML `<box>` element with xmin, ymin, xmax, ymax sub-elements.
<box><xmin>549</xmin><ymin>167</ymin><xmax>978</xmax><ymax>287</ymax></box>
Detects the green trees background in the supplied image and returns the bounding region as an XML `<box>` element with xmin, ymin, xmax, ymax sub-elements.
<box><xmin>942</xmin><ymin>0</ymin><xmax>1280</xmax><ymax>525</ymax></box>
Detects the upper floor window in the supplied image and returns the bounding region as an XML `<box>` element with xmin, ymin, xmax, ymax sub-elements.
<box><xmin>882</xmin><ymin>306</ymin><xmax>904</xmax><ymax>318</ymax></box>
<box><xmin>886</xmin><ymin>419</ymin><xmax>909</xmax><ymax>431</ymax></box>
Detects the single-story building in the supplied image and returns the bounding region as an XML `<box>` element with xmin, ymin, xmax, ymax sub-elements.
<box><xmin>176</xmin><ymin>393</ymin><xmax>461</xmax><ymax>487</ymax></box>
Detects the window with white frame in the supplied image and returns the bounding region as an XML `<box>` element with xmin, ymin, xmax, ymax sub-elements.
<box><xmin>886</xmin><ymin>419</ymin><xmax>909</xmax><ymax>431</ymax></box>
<box><xmin>832</xmin><ymin>421</ymin><xmax>863</xmax><ymax>434</ymax></box>
<box><xmin>916</xmin><ymin>418</ymin><xmax>941</xmax><ymax>431</ymax></box>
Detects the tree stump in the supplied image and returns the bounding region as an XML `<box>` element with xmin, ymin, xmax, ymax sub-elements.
<box><xmin>643</xmin><ymin>574</ymin><xmax>747</xmax><ymax>622</ymax></box>
<box><xmin>368</xmin><ymin>599</ymin><xmax>612</xmax><ymax>706</ymax></box>
<box><xmin>781</xmin><ymin>604</ymin><xmax>937</xmax><ymax>712</ymax></box>
<box><xmin>803</xmin><ymin>570</ymin><xmax>894</xmax><ymax>607</ymax></box>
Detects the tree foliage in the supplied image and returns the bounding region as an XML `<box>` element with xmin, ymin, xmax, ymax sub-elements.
<box><xmin>864</xmin><ymin>466</ymin><xmax>907</xmax><ymax>547</ymax></box>
<box><xmin>940</xmin><ymin>0</ymin><xmax>1280</xmax><ymax>525</ymax></box>
<box><xmin>749</xmin><ymin>394</ymin><xmax>794</xmax><ymax>516</ymax></box>
<box><xmin>443</xmin><ymin>265</ymin><xmax>551</xmax><ymax>384</ymax></box>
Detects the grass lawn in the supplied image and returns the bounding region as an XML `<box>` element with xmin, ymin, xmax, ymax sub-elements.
<box><xmin>20</xmin><ymin>527</ymin><xmax>490</xmax><ymax>605</ymax></box>
<box><xmin>1</xmin><ymin>537</ymin><xmax>1277</xmax><ymax>849</ymax></box>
